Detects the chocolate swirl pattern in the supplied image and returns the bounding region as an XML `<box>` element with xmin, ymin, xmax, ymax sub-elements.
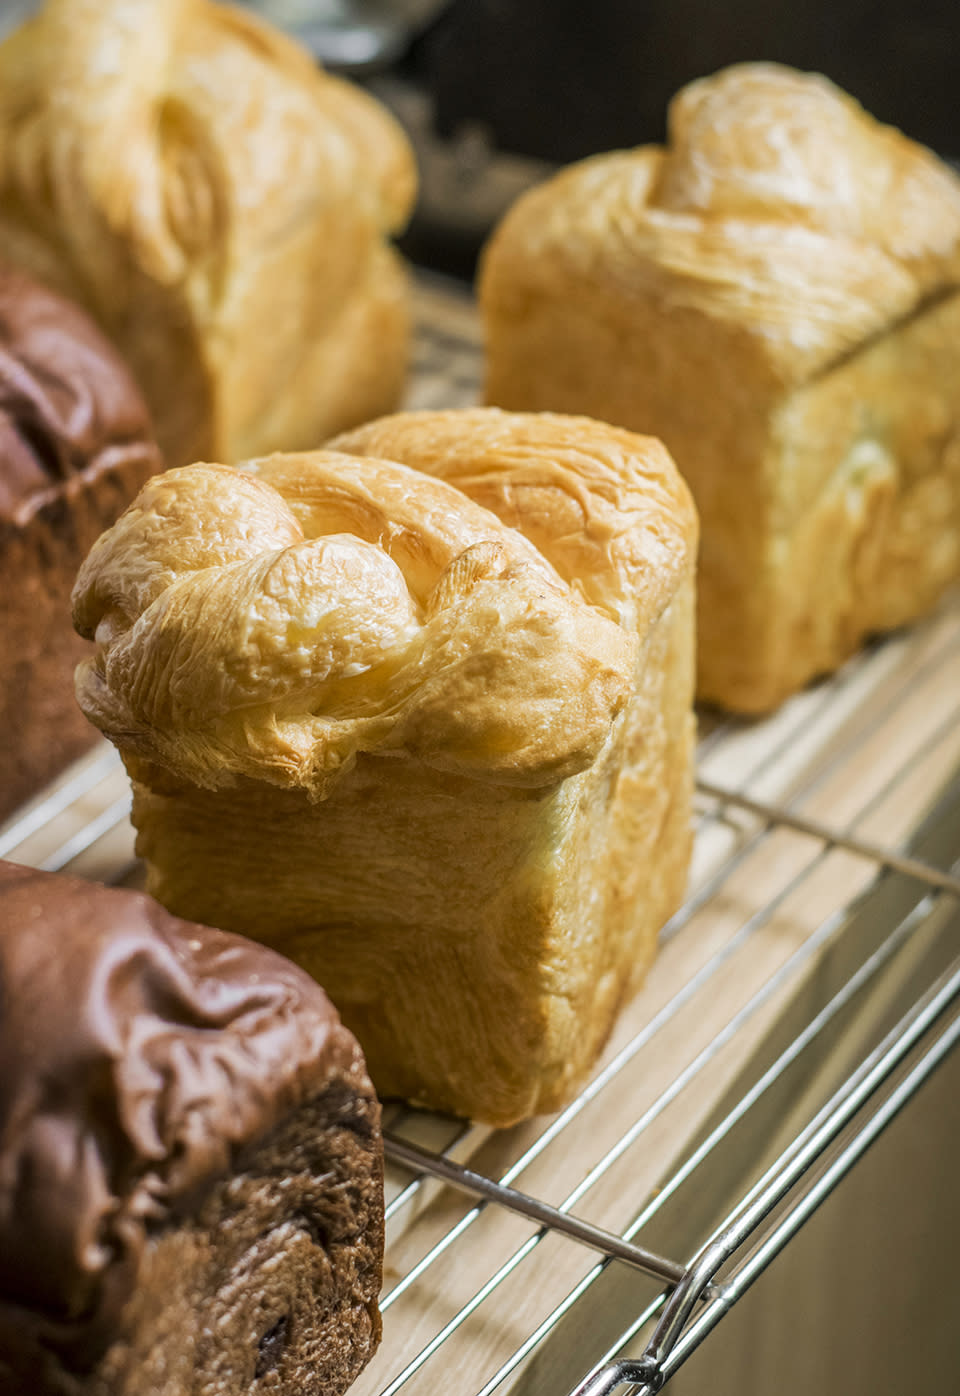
<box><xmin>0</xmin><ymin>861</ymin><xmax>383</xmax><ymax>1393</ymax></box>
<box><xmin>0</xmin><ymin>0</ymin><xmax>417</xmax><ymax>466</ymax></box>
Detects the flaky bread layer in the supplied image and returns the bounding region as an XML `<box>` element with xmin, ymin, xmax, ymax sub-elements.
<box><xmin>128</xmin><ymin>575</ymin><xmax>694</xmax><ymax>1127</ymax></box>
<box><xmin>0</xmin><ymin>0</ymin><xmax>416</xmax><ymax>465</ymax></box>
<box><xmin>480</xmin><ymin>64</ymin><xmax>960</xmax><ymax>712</ymax></box>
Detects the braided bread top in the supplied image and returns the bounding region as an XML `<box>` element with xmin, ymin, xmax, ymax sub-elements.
<box><xmin>0</xmin><ymin>0</ymin><xmax>416</xmax><ymax>462</ymax></box>
<box><xmin>481</xmin><ymin>63</ymin><xmax>960</xmax><ymax>386</ymax></box>
<box><xmin>73</xmin><ymin>409</ymin><xmax>695</xmax><ymax>795</ymax></box>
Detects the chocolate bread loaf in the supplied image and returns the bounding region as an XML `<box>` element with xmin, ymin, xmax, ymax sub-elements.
<box><xmin>0</xmin><ymin>860</ymin><xmax>384</xmax><ymax>1396</ymax></box>
<box><xmin>0</xmin><ymin>265</ymin><xmax>162</xmax><ymax>821</ymax></box>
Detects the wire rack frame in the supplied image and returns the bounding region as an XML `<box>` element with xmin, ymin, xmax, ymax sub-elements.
<box><xmin>5</xmin><ymin>625</ymin><xmax>958</xmax><ymax>1396</ymax></box>
<box><xmin>3</xmin><ymin>280</ymin><xmax>960</xmax><ymax>1396</ymax></box>
<box><xmin>371</xmin><ymin>770</ymin><xmax>960</xmax><ymax>1396</ymax></box>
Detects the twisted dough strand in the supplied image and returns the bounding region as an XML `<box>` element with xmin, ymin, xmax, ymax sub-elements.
<box><xmin>482</xmin><ymin>64</ymin><xmax>960</xmax><ymax>387</ymax></box>
<box><xmin>75</xmin><ymin>413</ymin><xmax>695</xmax><ymax>794</ymax></box>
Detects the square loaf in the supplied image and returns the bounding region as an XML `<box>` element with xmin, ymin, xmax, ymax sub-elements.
<box><xmin>72</xmin><ymin>408</ymin><xmax>697</xmax><ymax>1126</ymax></box>
<box><xmin>0</xmin><ymin>0</ymin><xmax>416</xmax><ymax>467</ymax></box>
<box><xmin>480</xmin><ymin>64</ymin><xmax>960</xmax><ymax>712</ymax></box>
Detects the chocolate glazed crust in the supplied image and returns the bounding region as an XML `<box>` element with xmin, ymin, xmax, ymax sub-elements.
<box><xmin>0</xmin><ymin>448</ymin><xmax>160</xmax><ymax>819</ymax></box>
<box><xmin>0</xmin><ymin>861</ymin><xmax>384</xmax><ymax>1396</ymax></box>
<box><xmin>0</xmin><ymin>1085</ymin><xmax>384</xmax><ymax>1396</ymax></box>
<box><xmin>0</xmin><ymin>263</ymin><xmax>162</xmax><ymax>818</ymax></box>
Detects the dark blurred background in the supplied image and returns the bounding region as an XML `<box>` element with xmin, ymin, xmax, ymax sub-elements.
<box><xmin>413</xmin><ymin>0</ymin><xmax>957</xmax><ymax>164</ymax></box>
<box><xmin>6</xmin><ymin>0</ymin><xmax>954</xmax><ymax>277</ymax></box>
<box><xmin>384</xmin><ymin>0</ymin><xmax>960</xmax><ymax>274</ymax></box>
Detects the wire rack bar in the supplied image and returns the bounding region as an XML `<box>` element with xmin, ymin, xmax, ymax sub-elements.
<box><xmin>639</xmin><ymin>941</ymin><xmax>960</xmax><ymax>1377</ymax></box>
<box><xmin>616</xmin><ymin>887</ymin><xmax>938</xmax><ymax>1244</ymax></box>
<box><xmin>37</xmin><ymin>794</ymin><xmax>131</xmax><ymax>873</ymax></box>
<box><xmin>383</xmin><ymin>1135</ymin><xmax>695</xmax><ymax>1290</ymax></box>
<box><xmin>697</xmin><ymin>778</ymin><xmax>960</xmax><ymax>899</ymax></box>
<box><xmin>574</xmin><ymin>952</ymin><xmax>960</xmax><ymax>1396</ymax></box>
<box><xmin>0</xmin><ymin>745</ymin><xmax>120</xmax><ymax>859</ymax></box>
<box><xmin>721</xmin><ymin>982</ymin><xmax>960</xmax><ymax>1298</ymax></box>
<box><xmin>384</xmin><ymin>1118</ymin><xmax>476</xmax><ymax>1223</ymax></box>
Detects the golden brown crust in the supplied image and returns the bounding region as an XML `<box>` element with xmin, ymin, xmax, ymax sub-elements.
<box><xmin>128</xmin><ymin>588</ymin><xmax>695</xmax><ymax>1126</ymax></box>
<box><xmin>73</xmin><ymin>408</ymin><xmax>697</xmax><ymax>1125</ymax></box>
<box><xmin>73</xmin><ymin>411</ymin><xmax>695</xmax><ymax>795</ymax></box>
<box><xmin>480</xmin><ymin>63</ymin><xmax>960</xmax><ymax>711</ymax></box>
<box><xmin>0</xmin><ymin>0</ymin><xmax>417</xmax><ymax>466</ymax></box>
<box><xmin>483</xmin><ymin>64</ymin><xmax>960</xmax><ymax>387</ymax></box>
<box><xmin>330</xmin><ymin>407</ymin><xmax>694</xmax><ymax>631</ymax></box>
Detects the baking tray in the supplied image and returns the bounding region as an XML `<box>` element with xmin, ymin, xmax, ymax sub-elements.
<box><xmin>3</xmin><ymin>275</ymin><xmax>960</xmax><ymax>1396</ymax></box>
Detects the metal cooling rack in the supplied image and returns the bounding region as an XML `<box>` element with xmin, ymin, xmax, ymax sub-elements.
<box><xmin>3</xmin><ymin>276</ymin><xmax>960</xmax><ymax>1396</ymax></box>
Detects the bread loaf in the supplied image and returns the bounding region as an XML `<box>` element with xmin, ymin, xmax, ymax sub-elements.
<box><xmin>0</xmin><ymin>859</ymin><xmax>383</xmax><ymax>1396</ymax></box>
<box><xmin>0</xmin><ymin>0</ymin><xmax>417</xmax><ymax>467</ymax></box>
<box><xmin>72</xmin><ymin>407</ymin><xmax>697</xmax><ymax>1126</ymax></box>
<box><xmin>0</xmin><ymin>263</ymin><xmax>161</xmax><ymax>821</ymax></box>
<box><xmin>480</xmin><ymin>64</ymin><xmax>960</xmax><ymax>711</ymax></box>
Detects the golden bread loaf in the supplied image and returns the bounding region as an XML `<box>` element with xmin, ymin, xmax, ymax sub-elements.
<box><xmin>480</xmin><ymin>63</ymin><xmax>960</xmax><ymax>713</ymax></box>
<box><xmin>73</xmin><ymin>408</ymin><xmax>697</xmax><ymax>1127</ymax></box>
<box><xmin>0</xmin><ymin>0</ymin><xmax>416</xmax><ymax>467</ymax></box>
